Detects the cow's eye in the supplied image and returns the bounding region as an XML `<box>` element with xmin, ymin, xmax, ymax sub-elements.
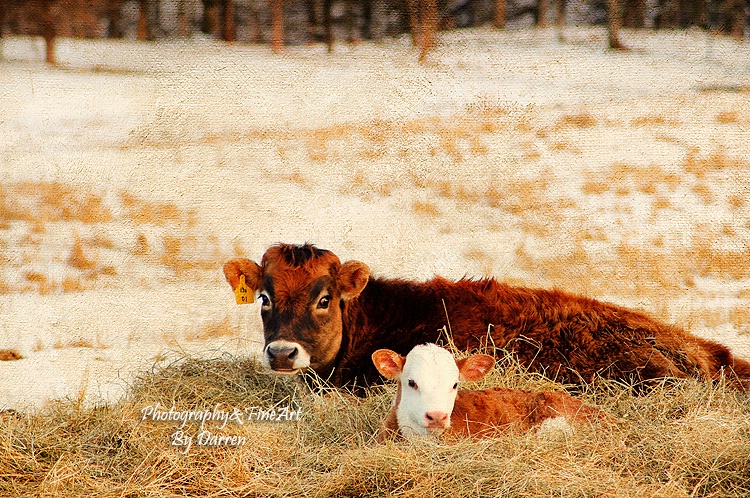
<box><xmin>452</xmin><ymin>382</ymin><xmax>458</xmax><ymax>390</ymax></box>
<box><xmin>317</xmin><ymin>295</ymin><xmax>331</xmax><ymax>309</ymax></box>
<box><xmin>259</xmin><ymin>294</ymin><xmax>271</xmax><ymax>309</ymax></box>
<box><xmin>408</xmin><ymin>379</ymin><xmax>418</xmax><ymax>390</ymax></box>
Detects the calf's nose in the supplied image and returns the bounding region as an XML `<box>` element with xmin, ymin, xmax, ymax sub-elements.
<box><xmin>425</xmin><ymin>411</ymin><xmax>450</xmax><ymax>428</ymax></box>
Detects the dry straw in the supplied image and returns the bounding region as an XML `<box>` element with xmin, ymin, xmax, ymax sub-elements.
<box><xmin>1</xmin><ymin>350</ymin><xmax>748</xmax><ymax>497</ymax></box>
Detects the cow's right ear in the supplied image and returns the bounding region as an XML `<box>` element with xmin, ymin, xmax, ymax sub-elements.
<box><xmin>372</xmin><ymin>349</ymin><xmax>405</xmax><ymax>379</ymax></box>
<box><xmin>339</xmin><ymin>260</ymin><xmax>370</xmax><ymax>300</ymax></box>
<box><xmin>223</xmin><ymin>258</ymin><xmax>263</xmax><ymax>292</ymax></box>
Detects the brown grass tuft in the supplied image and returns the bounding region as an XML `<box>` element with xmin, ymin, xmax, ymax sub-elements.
<box><xmin>68</xmin><ymin>238</ymin><xmax>98</xmax><ymax>270</ymax></box>
<box><xmin>121</xmin><ymin>192</ymin><xmax>185</xmax><ymax>225</ymax></box>
<box><xmin>412</xmin><ymin>201</ymin><xmax>441</xmax><ymax>217</ymax></box>
<box><xmin>555</xmin><ymin>112</ymin><xmax>597</xmax><ymax>130</ymax></box>
<box><xmin>716</xmin><ymin>111</ymin><xmax>739</xmax><ymax>124</ymax></box>
<box><xmin>0</xmin><ymin>349</ymin><xmax>23</xmax><ymax>361</ymax></box>
<box><xmin>582</xmin><ymin>180</ymin><xmax>610</xmax><ymax>195</ymax></box>
<box><xmin>194</xmin><ymin>316</ymin><xmax>237</xmax><ymax>340</ymax></box>
<box><xmin>0</xmin><ymin>355</ymin><xmax>748</xmax><ymax>496</ymax></box>
<box><xmin>684</xmin><ymin>147</ymin><xmax>748</xmax><ymax>177</ymax></box>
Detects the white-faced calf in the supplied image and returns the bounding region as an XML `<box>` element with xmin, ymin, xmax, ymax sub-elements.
<box><xmin>372</xmin><ymin>343</ymin><xmax>607</xmax><ymax>441</ymax></box>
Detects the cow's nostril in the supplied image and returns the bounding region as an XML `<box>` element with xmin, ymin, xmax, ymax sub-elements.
<box><xmin>268</xmin><ymin>345</ymin><xmax>299</xmax><ymax>361</ymax></box>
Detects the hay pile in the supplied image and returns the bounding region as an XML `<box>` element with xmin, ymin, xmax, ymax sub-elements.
<box><xmin>1</xmin><ymin>353</ymin><xmax>749</xmax><ymax>497</ymax></box>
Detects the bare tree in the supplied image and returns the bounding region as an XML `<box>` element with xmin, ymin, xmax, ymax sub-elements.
<box><xmin>323</xmin><ymin>0</ymin><xmax>333</xmax><ymax>51</ymax></box>
<box><xmin>494</xmin><ymin>0</ymin><xmax>506</xmax><ymax>28</ymax></box>
<box><xmin>42</xmin><ymin>0</ymin><xmax>56</xmax><ymax>63</ymax></box>
<box><xmin>108</xmin><ymin>0</ymin><xmax>123</xmax><ymax>38</ymax></box>
<box><xmin>419</xmin><ymin>0</ymin><xmax>437</xmax><ymax>62</ymax></box>
<box><xmin>556</xmin><ymin>0</ymin><xmax>565</xmax><ymax>40</ymax></box>
<box><xmin>623</xmin><ymin>0</ymin><xmax>645</xmax><ymax>27</ymax></box>
<box><xmin>223</xmin><ymin>0</ymin><xmax>235</xmax><ymax>41</ymax></box>
<box><xmin>727</xmin><ymin>0</ymin><xmax>746</xmax><ymax>39</ymax></box>
<box><xmin>271</xmin><ymin>0</ymin><xmax>284</xmax><ymax>52</ymax></box>
<box><xmin>406</xmin><ymin>0</ymin><xmax>420</xmax><ymax>45</ymax></box>
<box><xmin>137</xmin><ymin>0</ymin><xmax>152</xmax><ymax>40</ymax></box>
<box><xmin>0</xmin><ymin>1</ymin><xmax>5</xmax><ymax>60</ymax></box>
<box><xmin>177</xmin><ymin>0</ymin><xmax>191</xmax><ymax>37</ymax></box>
<box><xmin>537</xmin><ymin>0</ymin><xmax>548</xmax><ymax>26</ymax></box>
<box><xmin>607</xmin><ymin>0</ymin><xmax>626</xmax><ymax>49</ymax></box>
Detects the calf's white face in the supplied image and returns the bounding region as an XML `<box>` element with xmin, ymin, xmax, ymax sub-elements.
<box><xmin>372</xmin><ymin>344</ymin><xmax>495</xmax><ymax>437</ymax></box>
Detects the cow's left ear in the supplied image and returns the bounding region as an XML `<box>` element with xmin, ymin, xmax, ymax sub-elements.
<box><xmin>456</xmin><ymin>354</ymin><xmax>495</xmax><ymax>382</ymax></box>
<box><xmin>338</xmin><ymin>260</ymin><xmax>370</xmax><ymax>300</ymax></box>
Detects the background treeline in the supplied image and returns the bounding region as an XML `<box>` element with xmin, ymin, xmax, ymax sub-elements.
<box><xmin>0</xmin><ymin>0</ymin><xmax>746</xmax><ymax>45</ymax></box>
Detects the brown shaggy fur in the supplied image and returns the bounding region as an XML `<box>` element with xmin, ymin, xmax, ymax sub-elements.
<box><xmin>224</xmin><ymin>243</ymin><xmax>750</xmax><ymax>392</ymax></box>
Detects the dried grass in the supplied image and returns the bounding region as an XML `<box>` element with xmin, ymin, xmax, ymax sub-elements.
<box><xmin>1</xmin><ymin>355</ymin><xmax>748</xmax><ymax>496</ymax></box>
<box><xmin>0</xmin><ymin>349</ymin><xmax>22</xmax><ymax>361</ymax></box>
<box><xmin>412</xmin><ymin>201</ymin><xmax>441</xmax><ymax>217</ymax></box>
<box><xmin>193</xmin><ymin>316</ymin><xmax>237</xmax><ymax>340</ymax></box>
<box><xmin>68</xmin><ymin>238</ymin><xmax>98</xmax><ymax>271</ymax></box>
<box><xmin>716</xmin><ymin>111</ymin><xmax>739</xmax><ymax>124</ymax></box>
<box><xmin>554</xmin><ymin>112</ymin><xmax>597</xmax><ymax>130</ymax></box>
<box><xmin>120</xmin><ymin>192</ymin><xmax>187</xmax><ymax>226</ymax></box>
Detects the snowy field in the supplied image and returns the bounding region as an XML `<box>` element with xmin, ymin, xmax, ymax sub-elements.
<box><xmin>1</xmin><ymin>26</ymin><xmax>749</xmax><ymax>411</ymax></box>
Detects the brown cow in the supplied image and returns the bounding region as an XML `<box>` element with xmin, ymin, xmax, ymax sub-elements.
<box><xmin>223</xmin><ymin>243</ymin><xmax>750</xmax><ymax>392</ymax></box>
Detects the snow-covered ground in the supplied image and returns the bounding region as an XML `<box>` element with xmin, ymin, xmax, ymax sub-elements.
<box><xmin>1</xmin><ymin>27</ymin><xmax>749</xmax><ymax>410</ymax></box>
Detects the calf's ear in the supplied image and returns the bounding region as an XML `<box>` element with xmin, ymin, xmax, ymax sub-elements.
<box><xmin>223</xmin><ymin>258</ymin><xmax>263</xmax><ymax>292</ymax></box>
<box><xmin>456</xmin><ymin>354</ymin><xmax>495</xmax><ymax>382</ymax></box>
<box><xmin>372</xmin><ymin>349</ymin><xmax>406</xmax><ymax>379</ymax></box>
<box><xmin>339</xmin><ymin>261</ymin><xmax>370</xmax><ymax>299</ymax></box>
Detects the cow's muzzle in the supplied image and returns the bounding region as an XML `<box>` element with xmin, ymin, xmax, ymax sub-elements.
<box><xmin>263</xmin><ymin>340</ymin><xmax>311</xmax><ymax>375</ymax></box>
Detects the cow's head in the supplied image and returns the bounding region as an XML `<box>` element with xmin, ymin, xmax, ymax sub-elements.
<box><xmin>223</xmin><ymin>244</ymin><xmax>369</xmax><ymax>376</ymax></box>
<box><xmin>372</xmin><ymin>344</ymin><xmax>495</xmax><ymax>437</ymax></box>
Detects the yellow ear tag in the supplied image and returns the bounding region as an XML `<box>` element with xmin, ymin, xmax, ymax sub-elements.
<box><xmin>235</xmin><ymin>274</ymin><xmax>253</xmax><ymax>305</ymax></box>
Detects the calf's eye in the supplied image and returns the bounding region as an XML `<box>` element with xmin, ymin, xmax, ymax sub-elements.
<box><xmin>452</xmin><ymin>382</ymin><xmax>458</xmax><ymax>390</ymax></box>
<box><xmin>408</xmin><ymin>379</ymin><xmax>418</xmax><ymax>390</ymax></box>
<box><xmin>317</xmin><ymin>295</ymin><xmax>331</xmax><ymax>309</ymax></box>
<box><xmin>260</xmin><ymin>294</ymin><xmax>271</xmax><ymax>308</ymax></box>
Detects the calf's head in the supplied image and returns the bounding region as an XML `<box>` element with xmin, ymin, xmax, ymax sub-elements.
<box><xmin>372</xmin><ymin>344</ymin><xmax>495</xmax><ymax>437</ymax></box>
<box><xmin>224</xmin><ymin>244</ymin><xmax>369</xmax><ymax>376</ymax></box>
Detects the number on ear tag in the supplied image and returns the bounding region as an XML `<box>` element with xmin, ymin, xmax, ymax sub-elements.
<box><xmin>235</xmin><ymin>274</ymin><xmax>253</xmax><ymax>304</ymax></box>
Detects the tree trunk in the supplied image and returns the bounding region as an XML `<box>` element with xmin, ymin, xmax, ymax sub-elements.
<box><xmin>730</xmin><ymin>0</ymin><xmax>745</xmax><ymax>39</ymax></box>
<box><xmin>556</xmin><ymin>0</ymin><xmax>565</xmax><ymax>40</ymax></box>
<box><xmin>406</xmin><ymin>0</ymin><xmax>420</xmax><ymax>46</ymax></box>
<box><xmin>623</xmin><ymin>0</ymin><xmax>645</xmax><ymax>27</ymax></box>
<box><xmin>494</xmin><ymin>0</ymin><xmax>506</xmax><ymax>28</ymax></box>
<box><xmin>419</xmin><ymin>0</ymin><xmax>437</xmax><ymax>62</ymax></box>
<box><xmin>42</xmin><ymin>0</ymin><xmax>56</xmax><ymax>64</ymax></box>
<box><xmin>271</xmin><ymin>0</ymin><xmax>284</xmax><ymax>52</ymax></box>
<box><xmin>0</xmin><ymin>1</ymin><xmax>6</xmax><ymax>60</ymax></box>
<box><xmin>305</xmin><ymin>0</ymin><xmax>318</xmax><ymax>43</ymax></box>
<box><xmin>177</xmin><ymin>0</ymin><xmax>190</xmax><ymax>37</ymax></box>
<box><xmin>202</xmin><ymin>0</ymin><xmax>220</xmax><ymax>34</ymax></box>
<box><xmin>137</xmin><ymin>0</ymin><xmax>152</xmax><ymax>40</ymax></box>
<box><xmin>223</xmin><ymin>0</ymin><xmax>235</xmax><ymax>41</ymax></box>
<box><xmin>323</xmin><ymin>0</ymin><xmax>333</xmax><ymax>52</ymax></box>
<box><xmin>607</xmin><ymin>0</ymin><xmax>626</xmax><ymax>49</ymax></box>
<box><xmin>362</xmin><ymin>0</ymin><xmax>372</xmax><ymax>39</ymax></box>
<box><xmin>108</xmin><ymin>0</ymin><xmax>123</xmax><ymax>38</ymax></box>
<box><xmin>537</xmin><ymin>0</ymin><xmax>548</xmax><ymax>26</ymax></box>
<box><xmin>346</xmin><ymin>0</ymin><xmax>357</xmax><ymax>43</ymax></box>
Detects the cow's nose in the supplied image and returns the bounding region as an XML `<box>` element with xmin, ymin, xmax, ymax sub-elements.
<box><xmin>267</xmin><ymin>345</ymin><xmax>298</xmax><ymax>361</ymax></box>
<box><xmin>425</xmin><ymin>411</ymin><xmax>450</xmax><ymax>428</ymax></box>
